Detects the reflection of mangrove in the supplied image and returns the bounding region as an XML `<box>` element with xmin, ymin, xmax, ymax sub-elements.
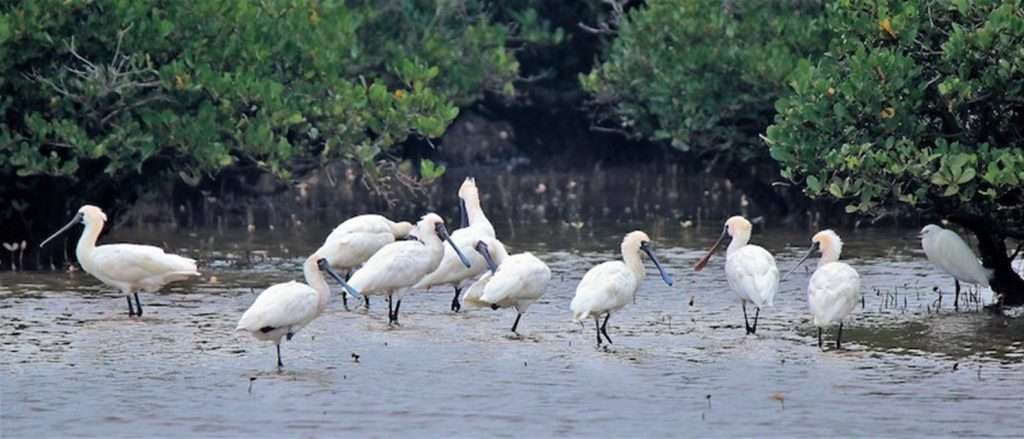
<box><xmin>13</xmin><ymin>163</ymin><xmax>845</xmax><ymax>270</ymax></box>
<box><xmin>871</xmin><ymin>282</ymin><xmax>987</xmax><ymax>314</ymax></box>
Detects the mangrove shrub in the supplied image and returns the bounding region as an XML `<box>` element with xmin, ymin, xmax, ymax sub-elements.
<box><xmin>766</xmin><ymin>0</ymin><xmax>1024</xmax><ymax>304</ymax></box>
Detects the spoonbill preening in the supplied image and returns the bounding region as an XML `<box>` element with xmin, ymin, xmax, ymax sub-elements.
<box><xmin>318</xmin><ymin>214</ymin><xmax>414</xmax><ymax>310</ymax></box>
<box><xmin>40</xmin><ymin>205</ymin><xmax>200</xmax><ymax>317</ymax></box>
<box><xmin>462</xmin><ymin>238</ymin><xmax>551</xmax><ymax>334</ymax></box>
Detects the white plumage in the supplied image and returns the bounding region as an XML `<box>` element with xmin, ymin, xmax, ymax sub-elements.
<box><xmin>571</xmin><ymin>231</ymin><xmax>673</xmax><ymax>345</ymax></box>
<box><xmin>694</xmin><ymin>216</ymin><xmax>779</xmax><ymax>334</ymax></box>
<box><xmin>786</xmin><ymin>230</ymin><xmax>861</xmax><ymax>349</ymax></box>
<box><xmin>319</xmin><ymin>214</ymin><xmax>413</xmax><ymax>310</ymax></box>
<box><xmin>462</xmin><ymin>237</ymin><xmax>551</xmax><ymax>333</ymax></box>
<box><xmin>236</xmin><ymin>251</ymin><xmax>351</xmax><ymax>368</ymax></box>
<box><xmin>415</xmin><ymin>177</ymin><xmax>495</xmax><ymax>312</ymax></box>
<box><xmin>920</xmin><ymin>224</ymin><xmax>992</xmax><ymax>309</ymax></box>
<box><xmin>346</xmin><ymin>213</ymin><xmax>470</xmax><ymax>326</ymax></box>
<box><xmin>40</xmin><ymin>205</ymin><xmax>199</xmax><ymax>317</ymax></box>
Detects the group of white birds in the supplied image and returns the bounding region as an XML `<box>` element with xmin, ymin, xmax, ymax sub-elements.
<box><xmin>39</xmin><ymin>178</ymin><xmax>996</xmax><ymax>368</ymax></box>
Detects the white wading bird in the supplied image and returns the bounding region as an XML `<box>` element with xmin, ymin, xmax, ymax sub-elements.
<box><xmin>346</xmin><ymin>213</ymin><xmax>471</xmax><ymax>326</ymax></box>
<box><xmin>40</xmin><ymin>205</ymin><xmax>200</xmax><ymax>317</ymax></box>
<box><xmin>319</xmin><ymin>214</ymin><xmax>414</xmax><ymax>310</ymax></box>
<box><xmin>236</xmin><ymin>250</ymin><xmax>354</xmax><ymax>368</ymax></box>
<box><xmin>784</xmin><ymin>230</ymin><xmax>861</xmax><ymax>349</ymax></box>
<box><xmin>462</xmin><ymin>238</ymin><xmax>551</xmax><ymax>334</ymax></box>
<box><xmin>415</xmin><ymin>177</ymin><xmax>495</xmax><ymax>312</ymax></box>
<box><xmin>571</xmin><ymin>231</ymin><xmax>674</xmax><ymax>346</ymax></box>
<box><xmin>920</xmin><ymin>224</ymin><xmax>992</xmax><ymax>310</ymax></box>
<box><xmin>694</xmin><ymin>216</ymin><xmax>779</xmax><ymax>335</ymax></box>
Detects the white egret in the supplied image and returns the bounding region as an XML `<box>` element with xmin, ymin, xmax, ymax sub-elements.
<box><xmin>416</xmin><ymin>177</ymin><xmax>495</xmax><ymax>312</ymax></box>
<box><xmin>570</xmin><ymin>231</ymin><xmax>674</xmax><ymax>345</ymax></box>
<box><xmin>236</xmin><ymin>250</ymin><xmax>354</xmax><ymax>368</ymax></box>
<box><xmin>920</xmin><ymin>224</ymin><xmax>992</xmax><ymax>310</ymax></box>
<box><xmin>346</xmin><ymin>213</ymin><xmax>471</xmax><ymax>326</ymax></box>
<box><xmin>462</xmin><ymin>238</ymin><xmax>551</xmax><ymax>334</ymax></box>
<box><xmin>784</xmin><ymin>230</ymin><xmax>861</xmax><ymax>349</ymax></box>
<box><xmin>319</xmin><ymin>214</ymin><xmax>414</xmax><ymax>310</ymax></box>
<box><xmin>40</xmin><ymin>205</ymin><xmax>200</xmax><ymax>317</ymax></box>
<box><xmin>694</xmin><ymin>216</ymin><xmax>779</xmax><ymax>335</ymax></box>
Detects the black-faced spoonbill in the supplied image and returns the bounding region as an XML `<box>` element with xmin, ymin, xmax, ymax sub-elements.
<box><xmin>346</xmin><ymin>213</ymin><xmax>471</xmax><ymax>326</ymax></box>
<box><xmin>784</xmin><ymin>230</ymin><xmax>861</xmax><ymax>349</ymax></box>
<box><xmin>570</xmin><ymin>231</ymin><xmax>673</xmax><ymax>346</ymax></box>
<box><xmin>236</xmin><ymin>251</ymin><xmax>355</xmax><ymax>368</ymax></box>
<box><xmin>319</xmin><ymin>214</ymin><xmax>414</xmax><ymax>310</ymax></box>
<box><xmin>416</xmin><ymin>177</ymin><xmax>495</xmax><ymax>312</ymax></box>
<box><xmin>694</xmin><ymin>216</ymin><xmax>779</xmax><ymax>335</ymax></box>
<box><xmin>920</xmin><ymin>224</ymin><xmax>992</xmax><ymax>310</ymax></box>
<box><xmin>462</xmin><ymin>238</ymin><xmax>551</xmax><ymax>334</ymax></box>
<box><xmin>40</xmin><ymin>205</ymin><xmax>200</xmax><ymax>317</ymax></box>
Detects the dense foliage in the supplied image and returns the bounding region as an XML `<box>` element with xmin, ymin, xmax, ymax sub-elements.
<box><xmin>581</xmin><ymin>0</ymin><xmax>827</xmax><ymax>162</ymax></box>
<box><xmin>0</xmin><ymin>0</ymin><xmax>555</xmax><ymax>205</ymax></box>
<box><xmin>766</xmin><ymin>0</ymin><xmax>1024</xmax><ymax>302</ymax></box>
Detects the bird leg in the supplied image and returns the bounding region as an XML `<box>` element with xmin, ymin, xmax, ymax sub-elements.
<box><xmin>341</xmin><ymin>270</ymin><xmax>353</xmax><ymax>312</ymax></box>
<box><xmin>364</xmin><ymin>295</ymin><xmax>370</xmax><ymax>311</ymax></box>
<box><xmin>393</xmin><ymin>299</ymin><xmax>402</xmax><ymax>326</ymax></box>
<box><xmin>387</xmin><ymin>295</ymin><xmax>394</xmax><ymax>325</ymax></box>
<box><xmin>742</xmin><ymin>302</ymin><xmax>751</xmax><ymax>334</ymax></box>
<box><xmin>836</xmin><ymin>323</ymin><xmax>843</xmax><ymax>350</ymax></box>
<box><xmin>126</xmin><ymin>295</ymin><xmax>136</xmax><ymax>317</ymax></box>
<box><xmin>451</xmin><ymin>286</ymin><xmax>462</xmax><ymax>312</ymax></box>
<box><xmin>954</xmin><ymin>279</ymin><xmax>961</xmax><ymax>311</ymax></box>
<box><xmin>818</xmin><ymin>327</ymin><xmax>823</xmax><ymax>349</ymax></box>
<box><xmin>594</xmin><ymin>317</ymin><xmax>603</xmax><ymax>346</ymax></box>
<box><xmin>511</xmin><ymin>313</ymin><xmax>523</xmax><ymax>334</ymax></box>
<box><xmin>751</xmin><ymin>307</ymin><xmax>760</xmax><ymax>334</ymax></box>
<box><xmin>276</xmin><ymin>344</ymin><xmax>284</xmax><ymax>369</ymax></box>
<box><xmin>133</xmin><ymin>292</ymin><xmax>143</xmax><ymax>317</ymax></box>
<box><xmin>600</xmin><ymin>314</ymin><xmax>613</xmax><ymax>344</ymax></box>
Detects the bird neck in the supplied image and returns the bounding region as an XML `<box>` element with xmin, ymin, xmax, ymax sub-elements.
<box><xmin>622</xmin><ymin>246</ymin><xmax>645</xmax><ymax>280</ymax></box>
<box><xmin>818</xmin><ymin>246</ymin><xmax>841</xmax><ymax>266</ymax></box>
<box><xmin>464</xmin><ymin>197</ymin><xmax>491</xmax><ymax>231</ymax></box>
<box><xmin>75</xmin><ymin>219</ymin><xmax>104</xmax><ymax>262</ymax></box>
<box><xmin>303</xmin><ymin>259</ymin><xmax>331</xmax><ymax>312</ymax></box>
<box><xmin>727</xmin><ymin>231</ymin><xmax>750</xmax><ymax>255</ymax></box>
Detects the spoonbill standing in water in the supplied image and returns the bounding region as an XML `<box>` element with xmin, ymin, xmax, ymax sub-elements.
<box><xmin>694</xmin><ymin>216</ymin><xmax>779</xmax><ymax>335</ymax></box>
<box><xmin>571</xmin><ymin>231</ymin><xmax>674</xmax><ymax>346</ymax></box>
<box><xmin>346</xmin><ymin>213</ymin><xmax>471</xmax><ymax>326</ymax></box>
<box><xmin>415</xmin><ymin>177</ymin><xmax>495</xmax><ymax>312</ymax></box>
<box><xmin>462</xmin><ymin>238</ymin><xmax>551</xmax><ymax>334</ymax></box>
<box><xmin>318</xmin><ymin>214</ymin><xmax>414</xmax><ymax>310</ymax></box>
<box><xmin>784</xmin><ymin>230</ymin><xmax>861</xmax><ymax>349</ymax></box>
<box><xmin>236</xmin><ymin>250</ymin><xmax>354</xmax><ymax>368</ymax></box>
<box><xmin>40</xmin><ymin>205</ymin><xmax>200</xmax><ymax>317</ymax></box>
<box><xmin>920</xmin><ymin>224</ymin><xmax>992</xmax><ymax>310</ymax></box>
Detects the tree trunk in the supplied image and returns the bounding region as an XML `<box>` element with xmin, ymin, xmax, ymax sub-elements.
<box><xmin>949</xmin><ymin>214</ymin><xmax>1024</xmax><ymax>307</ymax></box>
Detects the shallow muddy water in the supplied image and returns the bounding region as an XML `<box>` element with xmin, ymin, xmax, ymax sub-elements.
<box><xmin>3</xmin><ymin>221</ymin><xmax>1024</xmax><ymax>437</ymax></box>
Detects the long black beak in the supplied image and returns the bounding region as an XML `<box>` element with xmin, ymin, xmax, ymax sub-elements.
<box><xmin>317</xmin><ymin>258</ymin><xmax>360</xmax><ymax>298</ymax></box>
<box><xmin>694</xmin><ymin>228</ymin><xmax>728</xmax><ymax>271</ymax></box>
<box><xmin>40</xmin><ymin>212</ymin><xmax>84</xmax><ymax>248</ymax></box>
<box><xmin>437</xmin><ymin>223</ymin><xmax>472</xmax><ymax>268</ymax></box>
<box><xmin>641</xmin><ymin>242</ymin><xmax>673</xmax><ymax>286</ymax></box>
<box><xmin>476</xmin><ymin>241</ymin><xmax>498</xmax><ymax>274</ymax></box>
<box><xmin>459</xmin><ymin>198</ymin><xmax>469</xmax><ymax>229</ymax></box>
<box><xmin>781</xmin><ymin>243</ymin><xmax>818</xmax><ymax>281</ymax></box>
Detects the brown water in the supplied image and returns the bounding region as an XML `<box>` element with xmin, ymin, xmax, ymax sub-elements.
<box><xmin>3</xmin><ymin>221</ymin><xmax>1024</xmax><ymax>437</ymax></box>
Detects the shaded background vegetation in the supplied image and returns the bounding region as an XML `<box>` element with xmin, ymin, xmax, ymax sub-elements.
<box><xmin>1</xmin><ymin>0</ymin><xmax>1022</xmax><ymax>303</ymax></box>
